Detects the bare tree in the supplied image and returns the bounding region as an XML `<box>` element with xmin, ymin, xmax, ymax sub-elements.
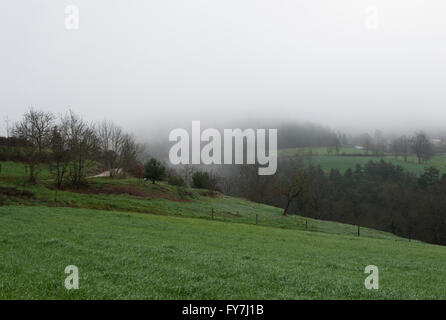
<box><xmin>61</xmin><ymin>111</ymin><xmax>98</xmax><ymax>187</ymax></box>
<box><xmin>360</xmin><ymin>133</ymin><xmax>372</xmax><ymax>155</ymax></box>
<box><xmin>391</xmin><ymin>135</ymin><xmax>410</xmax><ymax>161</ymax></box>
<box><xmin>399</xmin><ymin>135</ymin><xmax>410</xmax><ymax>162</ymax></box>
<box><xmin>179</xmin><ymin>164</ymin><xmax>196</xmax><ymax>187</ymax></box>
<box><xmin>49</xmin><ymin>124</ymin><xmax>70</xmax><ymax>189</ymax></box>
<box><xmin>96</xmin><ymin>120</ymin><xmax>141</xmax><ymax>177</ymax></box>
<box><xmin>373</xmin><ymin>130</ymin><xmax>386</xmax><ymax>157</ymax></box>
<box><xmin>275</xmin><ymin>168</ymin><xmax>314</xmax><ymax>216</ymax></box>
<box><xmin>97</xmin><ymin>120</ymin><xmax>125</xmax><ymax>177</ymax></box>
<box><xmin>120</xmin><ymin>133</ymin><xmax>141</xmax><ymax>173</ymax></box>
<box><xmin>12</xmin><ymin>108</ymin><xmax>55</xmax><ymax>182</ymax></box>
<box><xmin>411</xmin><ymin>132</ymin><xmax>434</xmax><ymax>164</ymax></box>
<box><xmin>3</xmin><ymin>116</ymin><xmax>11</xmax><ymax>138</ymax></box>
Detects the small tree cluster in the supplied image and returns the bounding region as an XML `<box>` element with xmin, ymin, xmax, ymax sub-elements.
<box><xmin>13</xmin><ymin>108</ymin><xmax>55</xmax><ymax>183</ymax></box>
<box><xmin>192</xmin><ymin>171</ymin><xmax>219</xmax><ymax>191</ymax></box>
<box><xmin>11</xmin><ymin>108</ymin><xmax>141</xmax><ymax>188</ymax></box>
<box><xmin>167</xmin><ymin>173</ymin><xmax>185</xmax><ymax>187</ymax></box>
<box><xmin>97</xmin><ymin>120</ymin><xmax>141</xmax><ymax>177</ymax></box>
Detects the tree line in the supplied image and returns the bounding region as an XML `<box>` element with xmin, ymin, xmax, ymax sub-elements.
<box><xmin>356</xmin><ymin>130</ymin><xmax>436</xmax><ymax>163</ymax></box>
<box><xmin>4</xmin><ymin>108</ymin><xmax>142</xmax><ymax>188</ymax></box>
<box><xmin>3</xmin><ymin>108</ymin><xmax>222</xmax><ymax>192</ymax></box>
<box><xmin>230</xmin><ymin>157</ymin><xmax>446</xmax><ymax>245</ymax></box>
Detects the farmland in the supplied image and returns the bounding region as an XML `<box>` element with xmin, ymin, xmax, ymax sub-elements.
<box><xmin>1</xmin><ymin>205</ymin><xmax>445</xmax><ymax>299</ymax></box>
<box><xmin>278</xmin><ymin>147</ymin><xmax>446</xmax><ymax>175</ymax></box>
<box><xmin>1</xmin><ymin>160</ymin><xmax>446</xmax><ymax>299</ymax></box>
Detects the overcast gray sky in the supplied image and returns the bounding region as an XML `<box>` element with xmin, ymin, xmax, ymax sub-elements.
<box><xmin>1</xmin><ymin>0</ymin><xmax>446</xmax><ymax>138</ymax></box>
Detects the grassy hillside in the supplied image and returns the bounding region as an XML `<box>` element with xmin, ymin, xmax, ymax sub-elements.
<box><xmin>1</xmin><ymin>160</ymin><xmax>445</xmax><ymax>299</ymax></box>
<box><xmin>0</xmin><ymin>161</ymin><xmax>401</xmax><ymax>240</ymax></box>
<box><xmin>1</xmin><ymin>206</ymin><xmax>446</xmax><ymax>299</ymax></box>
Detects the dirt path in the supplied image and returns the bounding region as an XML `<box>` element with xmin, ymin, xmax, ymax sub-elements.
<box><xmin>89</xmin><ymin>168</ymin><xmax>122</xmax><ymax>178</ymax></box>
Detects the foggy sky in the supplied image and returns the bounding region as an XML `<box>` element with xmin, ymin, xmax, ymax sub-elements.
<box><xmin>1</xmin><ymin>0</ymin><xmax>446</xmax><ymax>139</ymax></box>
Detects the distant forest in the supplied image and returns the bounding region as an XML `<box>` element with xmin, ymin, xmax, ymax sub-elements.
<box><xmin>230</xmin><ymin>158</ymin><xmax>446</xmax><ymax>245</ymax></box>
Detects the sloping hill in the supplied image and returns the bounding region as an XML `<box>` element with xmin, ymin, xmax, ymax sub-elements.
<box><xmin>0</xmin><ymin>161</ymin><xmax>401</xmax><ymax>240</ymax></box>
<box><xmin>1</xmin><ymin>161</ymin><xmax>446</xmax><ymax>299</ymax></box>
<box><xmin>0</xmin><ymin>205</ymin><xmax>445</xmax><ymax>299</ymax></box>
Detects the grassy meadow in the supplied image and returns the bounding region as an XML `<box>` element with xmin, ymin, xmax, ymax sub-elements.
<box><xmin>1</xmin><ymin>205</ymin><xmax>445</xmax><ymax>299</ymax></box>
<box><xmin>0</xmin><ymin>161</ymin><xmax>398</xmax><ymax>239</ymax></box>
<box><xmin>1</xmin><ymin>160</ymin><xmax>446</xmax><ymax>299</ymax></box>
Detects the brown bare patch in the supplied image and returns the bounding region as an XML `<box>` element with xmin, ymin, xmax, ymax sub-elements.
<box><xmin>198</xmin><ymin>190</ymin><xmax>220</xmax><ymax>197</ymax></box>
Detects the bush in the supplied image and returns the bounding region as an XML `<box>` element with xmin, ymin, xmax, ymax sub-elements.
<box><xmin>192</xmin><ymin>171</ymin><xmax>219</xmax><ymax>190</ymax></box>
<box><xmin>131</xmin><ymin>164</ymin><xmax>145</xmax><ymax>180</ymax></box>
<box><xmin>168</xmin><ymin>174</ymin><xmax>185</xmax><ymax>187</ymax></box>
<box><xmin>143</xmin><ymin>158</ymin><xmax>166</xmax><ymax>184</ymax></box>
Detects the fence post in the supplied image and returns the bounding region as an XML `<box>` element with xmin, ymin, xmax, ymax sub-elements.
<box><xmin>211</xmin><ymin>208</ymin><xmax>214</xmax><ymax>220</ymax></box>
<box><xmin>357</xmin><ymin>225</ymin><xmax>360</xmax><ymax>237</ymax></box>
<box><xmin>256</xmin><ymin>214</ymin><xmax>258</xmax><ymax>225</ymax></box>
<box><xmin>305</xmin><ymin>220</ymin><xmax>308</xmax><ymax>231</ymax></box>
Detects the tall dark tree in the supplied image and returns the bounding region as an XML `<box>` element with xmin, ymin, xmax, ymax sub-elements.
<box><xmin>144</xmin><ymin>158</ymin><xmax>166</xmax><ymax>184</ymax></box>
<box><xmin>276</xmin><ymin>168</ymin><xmax>315</xmax><ymax>216</ymax></box>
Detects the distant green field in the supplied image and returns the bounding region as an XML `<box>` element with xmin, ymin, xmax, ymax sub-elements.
<box><xmin>304</xmin><ymin>156</ymin><xmax>446</xmax><ymax>175</ymax></box>
<box><xmin>1</xmin><ymin>205</ymin><xmax>445</xmax><ymax>299</ymax></box>
<box><xmin>278</xmin><ymin>148</ymin><xmax>446</xmax><ymax>176</ymax></box>
<box><xmin>279</xmin><ymin>146</ymin><xmax>366</xmax><ymax>156</ymax></box>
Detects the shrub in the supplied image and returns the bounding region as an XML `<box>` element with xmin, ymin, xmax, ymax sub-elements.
<box><xmin>143</xmin><ymin>158</ymin><xmax>165</xmax><ymax>184</ymax></box>
<box><xmin>131</xmin><ymin>164</ymin><xmax>145</xmax><ymax>181</ymax></box>
<box><xmin>168</xmin><ymin>174</ymin><xmax>185</xmax><ymax>187</ymax></box>
<box><xmin>192</xmin><ymin>171</ymin><xmax>219</xmax><ymax>190</ymax></box>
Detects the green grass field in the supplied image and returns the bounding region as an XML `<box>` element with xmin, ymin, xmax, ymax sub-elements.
<box><xmin>279</xmin><ymin>146</ymin><xmax>367</xmax><ymax>156</ymax></box>
<box><xmin>304</xmin><ymin>156</ymin><xmax>446</xmax><ymax>175</ymax></box>
<box><xmin>1</xmin><ymin>205</ymin><xmax>445</xmax><ymax>299</ymax></box>
<box><xmin>1</xmin><ymin>160</ymin><xmax>446</xmax><ymax>299</ymax></box>
<box><xmin>278</xmin><ymin>148</ymin><xmax>446</xmax><ymax>175</ymax></box>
